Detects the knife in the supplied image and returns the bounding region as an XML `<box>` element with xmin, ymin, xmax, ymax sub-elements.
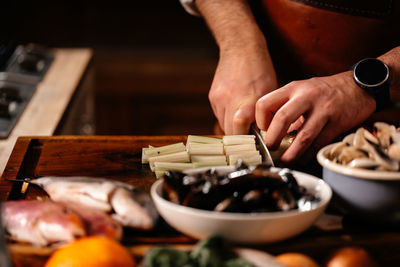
<box><xmin>250</xmin><ymin>123</ymin><xmax>275</xmax><ymax>167</ymax></box>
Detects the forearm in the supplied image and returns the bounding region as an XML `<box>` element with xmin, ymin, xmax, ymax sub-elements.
<box><xmin>196</xmin><ymin>0</ymin><xmax>267</xmax><ymax>54</ymax></box>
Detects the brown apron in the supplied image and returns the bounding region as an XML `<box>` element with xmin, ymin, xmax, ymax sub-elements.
<box><xmin>258</xmin><ymin>0</ymin><xmax>400</xmax><ymax>85</ymax></box>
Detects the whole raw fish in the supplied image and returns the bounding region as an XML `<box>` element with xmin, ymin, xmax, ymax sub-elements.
<box><xmin>30</xmin><ymin>176</ymin><xmax>158</xmax><ymax>230</ymax></box>
<box><xmin>1</xmin><ymin>200</ymin><xmax>86</xmax><ymax>246</ymax></box>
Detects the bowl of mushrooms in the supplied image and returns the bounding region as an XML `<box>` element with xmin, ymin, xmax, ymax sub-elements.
<box><xmin>317</xmin><ymin>122</ymin><xmax>400</xmax><ymax>223</ymax></box>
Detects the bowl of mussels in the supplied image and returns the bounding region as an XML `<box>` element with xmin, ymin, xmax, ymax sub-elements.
<box><xmin>317</xmin><ymin>122</ymin><xmax>400</xmax><ymax>223</ymax></box>
<box><xmin>151</xmin><ymin>162</ymin><xmax>332</xmax><ymax>244</ymax></box>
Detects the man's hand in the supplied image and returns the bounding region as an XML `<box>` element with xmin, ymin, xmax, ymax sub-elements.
<box><xmin>256</xmin><ymin>71</ymin><xmax>376</xmax><ymax>163</ymax></box>
<box><xmin>210</xmin><ymin>45</ymin><xmax>278</xmax><ymax>134</ymax></box>
<box><xmin>196</xmin><ymin>0</ymin><xmax>277</xmax><ymax>134</ymax></box>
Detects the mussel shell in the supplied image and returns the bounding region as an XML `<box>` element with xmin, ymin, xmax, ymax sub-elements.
<box><xmin>162</xmin><ymin>171</ymin><xmax>190</xmax><ymax>203</ymax></box>
<box><xmin>279</xmin><ymin>169</ymin><xmax>304</xmax><ymax>200</ymax></box>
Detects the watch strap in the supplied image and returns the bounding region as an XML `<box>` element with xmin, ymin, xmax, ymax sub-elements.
<box><xmin>362</xmin><ymin>79</ymin><xmax>391</xmax><ymax>111</ymax></box>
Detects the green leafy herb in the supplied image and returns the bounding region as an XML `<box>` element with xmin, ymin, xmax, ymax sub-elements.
<box><xmin>144</xmin><ymin>246</ymin><xmax>195</xmax><ymax>267</ymax></box>
<box><xmin>190</xmin><ymin>236</ymin><xmax>228</xmax><ymax>267</ymax></box>
<box><xmin>223</xmin><ymin>258</ymin><xmax>254</xmax><ymax>267</ymax></box>
<box><xmin>144</xmin><ymin>236</ymin><xmax>254</xmax><ymax>267</ymax></box>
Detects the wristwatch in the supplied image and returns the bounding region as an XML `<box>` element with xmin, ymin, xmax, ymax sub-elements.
<box><xmin>352</xmin><ymin>58</ymin><xmax>390</xmax><ymax>111</ymax></box>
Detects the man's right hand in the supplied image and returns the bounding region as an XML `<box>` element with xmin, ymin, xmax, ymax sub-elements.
<box><xmin>209</xmin><ymin>44</ymin><xmax>278</xmax><ymax>134</ymax></box>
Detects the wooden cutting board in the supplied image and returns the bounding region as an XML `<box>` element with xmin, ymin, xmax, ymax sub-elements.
<box><xmin>1</xmin><ymin>136</ymin><xmax>400</xmax><ymax>266</ymax></box>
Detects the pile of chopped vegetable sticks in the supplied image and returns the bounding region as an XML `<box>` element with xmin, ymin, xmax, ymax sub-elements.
<box><xmin>142</xmin><ymin>135</ymin><xmax>261</xmax><ymax>178</ymax></box>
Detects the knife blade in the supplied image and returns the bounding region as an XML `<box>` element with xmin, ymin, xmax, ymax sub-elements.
<box><xmin>250</xmin><ymin>123</ymin><xmax>275</xmax><ymax>167</ymax></box>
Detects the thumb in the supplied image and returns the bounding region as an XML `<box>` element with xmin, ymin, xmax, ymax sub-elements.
<box><xmin>232</xmin><ymin>102</ymin><xmax>256</xmax><ymax>134</ymax></box>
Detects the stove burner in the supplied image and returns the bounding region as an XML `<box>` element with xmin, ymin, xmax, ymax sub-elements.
<box><xmin>0</xmin><ymin>98</ymin><xmax>16</xmax><ymax>118</ymax></box>
<box><xmin>5</xmin><ymin>43</ymin><xmax>53</xmax><ymax>83</ymax></box>
<box><xmin>17</xmin><ymin>53</ymin><xmax>46</xmax><ymax>73</ymax></box>
<box><xmin>0</xmin><ymin>86</ymin><xmax>22</xmax><ymax>102</ymax></box>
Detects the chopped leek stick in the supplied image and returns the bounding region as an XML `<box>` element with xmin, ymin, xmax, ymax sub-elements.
<box><xmin>155</xmin><ymin>170</ymin><xmax>166</xmax><ymax>179</ymax></box>
<box><xmin>242</xmin><ymin>159</ymin><xmax>262</xmax><ymax>166</ymax></box>
<box><xmin>193</xmin><ymin>161</ymin><xmax>227</xmax><ymax>168</ymax></box>
<box><xmin>222</xmin><ymin>135</ymin><xmax>255</xmax><ymax>145</ymax></box>
<box><xmin>142</xmin><ymin>147</ymin><xmax>149</xmax><ymax>164</ymax></box>
<box><xmin>144</xmin><ymin>142</ymin><xmax>186</xmax><ymax>158</ymax></box>
<box><xmin>190</xmin><ymin>155</ymin><xmax>227</xmax><ymax>163</ymax></box>
<box><xmin>228</xmin><ymin>151</ymin><xmax>260</xmax><ymax>162</ymax></box>
<box><xmin>229</xmin><ymin>154</ymin><xmax>262</xmax><ymax>166</ymax></box>
<box><xmin>226</xmin><ymin>150</ymin><xmax>260</xmax><ymax>157</ymax></box>
<box><xmin>154</xmin><ymin>162</ymin><xmax>193</xmax><ymax>178</ymax></box>
<box><xmin>188</xmin><ymin>143</ymin><xmax>224</xmax><ymax>155</ymax></box>
<box><xmin>224</xmin><ymin>143</ymin><xmax>256</xmax><ymax>154</ymax></box>
<box><xmin>154</xmin><ymin>162</ymin><xmax>194</xmax><ymax>171</ymax></box>
<box><xmin>187</xmin><ymin>135</ymin><xmax>222</xmax><ymax>144</ymax></box>
<box><xmin>149</xmin><ymin>151</ymin><xmax>190</xmax><ymax>171</ymax></box>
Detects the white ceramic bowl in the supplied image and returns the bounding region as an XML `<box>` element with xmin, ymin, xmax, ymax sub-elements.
<box><xmin>317</xmin><ymin>143</ymin><xmax>400</xmax><ymax>223</ymax></box>
<box><xmin>150</xmin><ymin>169</ymin><xmax>332</xmax><ymax>244</ymax></box>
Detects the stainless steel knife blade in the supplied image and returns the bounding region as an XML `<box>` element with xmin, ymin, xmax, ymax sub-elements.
<box><xmin>250</xmin><ymin>123</ymin><xmax>275</xmax><ymax>167</ymax></box>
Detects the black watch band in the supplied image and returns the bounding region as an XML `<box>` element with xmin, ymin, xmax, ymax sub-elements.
<box><xmin>352</xmin><ymin>58</ymin><xmax>390</xmax><ymax>111</ymax></box>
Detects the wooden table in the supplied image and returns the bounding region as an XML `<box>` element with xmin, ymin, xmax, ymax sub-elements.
<box><xmin>0</xmin><ymin>48</ymin><xmax>93</xmax><ymax>176</ymax></box>
<box><xmin>1</xmin><ymin>136</ymin><xmax>400</xmax><ymax>266</ymax></box>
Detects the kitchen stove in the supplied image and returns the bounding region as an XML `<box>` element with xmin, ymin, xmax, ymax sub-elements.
<box><xmin>0</xmin><ymin>42</ymin><xmax>53</xmax><ymax>138</ymax></box>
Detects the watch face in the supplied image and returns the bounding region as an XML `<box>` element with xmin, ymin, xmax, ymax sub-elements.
<box><xmin>354</xmin><ymin>58</ymin><xmax>389</xmax><ymax>87</ymax></box>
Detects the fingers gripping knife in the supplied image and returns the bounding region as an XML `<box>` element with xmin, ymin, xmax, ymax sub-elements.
<box><xmin>250</xmin><ymin>123</ymin><xmax>275</xmax><ymax>167</ymax></box>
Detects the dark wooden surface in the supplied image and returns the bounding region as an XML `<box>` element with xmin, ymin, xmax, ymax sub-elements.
<box><xmin>1</xmin><ymin>136</ymin><xmax>400</xmax><ymax>266</ymax></box>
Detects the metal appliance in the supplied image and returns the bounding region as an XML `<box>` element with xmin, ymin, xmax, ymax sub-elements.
<box><xmin>0</xmin><ymin>42</ymin><xmax>53</xmax><ymax>138</ymax></box>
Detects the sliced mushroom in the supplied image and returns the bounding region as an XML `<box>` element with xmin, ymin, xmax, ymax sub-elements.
<box><xmin>337</xmin><ymin>146</ymin><xmax>367</xmax><ymax>165</ymax></box>
<box><xmin>328</xmin><ymin>142</ymin><xmax>347</xmax><ymax>161</ymax></box>
<box><xmin>392</xmin><ymin>131</ymin><xmax>400</xmax><ymax>145</ymax></box>
<box><xmin>343</xmin><ymin>133</ymin><xmax>355</xmax><ymax>145</ymax></box>
<box><xmin>327</xmin><ymin>122</ymin><xmax>400</xmax><ymax>171</ymax></box>
<box><xmin>347</xmin><ymin>158</ymin><xmax>380</xmax><ymax>169</ymax></box>
<box><xmin>374</xmin><ymin>122</ymin><xmax>396</xmax><ymax>148</ymax></box>
<box><xmin>388</xmin><ymin>144</ymin><xmax>400</xmax><ymax>163</ymax></box>
<box><xmin>353</xmin><ymin>128</ymin><xmax>378</xmax><ymax>149</ymax></box>
<box><xmin>365</xmin><ymin>140</ymin><xmax>399</xmax><ymax>171</ymax></box>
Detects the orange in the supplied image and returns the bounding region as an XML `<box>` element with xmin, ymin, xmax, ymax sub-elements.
<box><xmin>45</xmin><ymin>236</ymin><xmax>136</xmax><ymax>267</ymax></box>
<box><xmin>325</xmin><ymin>247</ymin><xmax>377</xmax><ymax>267</ymax></box>
<box><xmin>276</xmin><ymin>252</ymin><xmax>319</xmax><ymax>267</ymax></box>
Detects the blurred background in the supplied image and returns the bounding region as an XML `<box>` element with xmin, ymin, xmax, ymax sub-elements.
<box><xmin>3</xmin><ymin>0</ymin><xmax>219</xmax><ymax>135</ymax></box>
